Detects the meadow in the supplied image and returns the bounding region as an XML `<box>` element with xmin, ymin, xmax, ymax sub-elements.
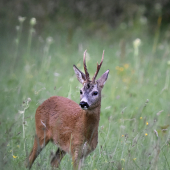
<box><xmin>0</xmin><ymin>17</ymin><xmax>170</xmax><ymax>170</ymax></box>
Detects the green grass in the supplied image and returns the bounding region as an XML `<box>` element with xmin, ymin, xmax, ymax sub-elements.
<box><xmin>0</xmin><ymin>18</ymin><xmax>170</xmax><ymax>170</ymax></box>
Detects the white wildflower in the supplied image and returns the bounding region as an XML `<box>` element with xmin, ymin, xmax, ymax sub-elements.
<box><xmin>30</xmin><ymin>18</ymin><xmax>36</xmax><ymax>26</ymax></box>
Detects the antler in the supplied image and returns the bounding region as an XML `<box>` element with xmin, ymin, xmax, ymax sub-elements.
<box><xmin>83</xmin><ymin>50</ymin><xmax>90</xmax><ymax>82</ymax></box>
<box><xmin>92</xmin><ymin>50</ymin><xmax>104</xmax><ymax>83</ymax></box>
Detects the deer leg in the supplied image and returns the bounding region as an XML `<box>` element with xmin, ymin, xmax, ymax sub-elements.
<box><xmin>26</xmin><ymin>133</ymin><xmax>49</xmax><ymax>169</ymax></box>
<box><xmin>51</xmin><ymin>148</ymin><xmax>66</xmax><ymax>168</ymax></box>
<box><xmin>78</xmin><ymin>159</ymin><xmax>83</xmax><ymax>170</ymax></box>
<box><xmin>72</xmin><ymin>149</ymin><xmax>82</xmax><ymax>170</ymax></box>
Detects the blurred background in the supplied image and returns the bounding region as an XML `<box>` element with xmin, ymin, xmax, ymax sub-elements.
<box><xmin>1</xmin><ymin>0</ymin><xmax>170</xmax><ymax>64</ymax></box>
<box><xmin>1</xmin><ymin>1</ymin><xmax>170</xmax><ymax>170</ymax></box>
<box><xmin>1</xmin><ymin>0</ymin><xmax>170</xmax><ymax>32</ymax></box>
<box><xmin>1</xmin><ymin>0</ymin><xmax>170</xmax><ymax>40</ymax></box>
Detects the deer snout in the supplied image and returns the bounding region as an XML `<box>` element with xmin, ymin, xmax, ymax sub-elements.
<box><xmin>79</xmin><ymin>101</ymin><xmax>89</xmax><ymax>109</ymax></box>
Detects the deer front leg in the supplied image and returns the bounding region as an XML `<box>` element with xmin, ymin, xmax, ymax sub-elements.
<box><xmin>85</xmin><ymin>133</ymin><xmax>98</xmax><ymax>156</ymax></box>
<box><xmin>72</xmin><ymin>150</ymin><xmax>80</xmax><ymax>170</ymax></box>
<box><xmin>51</xmin><ymin>148</ymin><xmax>66</xmax><ymax>168</ymax></box>
<box><xmin>71</xmin><ymin>145</ymin><xmax>83</xmax><ymax>170</ymax></box>
<box><xmin>78</xmin><ymin>159</ymin><xmax>83</xmax><ymax>170</ymax></box>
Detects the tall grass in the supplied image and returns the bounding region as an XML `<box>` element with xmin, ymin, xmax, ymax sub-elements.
<box><xmin>0</xmin><ymin>17</ymin><xmax>170</xmax><ymax>170</ymax></box>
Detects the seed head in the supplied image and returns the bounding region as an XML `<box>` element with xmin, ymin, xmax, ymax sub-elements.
<box><xmin>27</xmin><ymin>98</ymin><xmax>31</xmax><ymax>103</ymax></box>
<box><xmin>16</xmin><ymin>26</ymin><xmax>20</xmax><ymax>31</ymax></box>
<box><xmin>30</xmin><ymin>18</ymin><xmax>36</xmax><ymax>26</ymax></box>
<box><xmin>167</xmin><ymin>60</ymin><xmax>170</xmax><ymax>66</ymax></box>
<box><xmin>133</xmin><ymin>38</ymin><xmax>141</xmax><ymax>49</ymax></box>
<box><xmin>18</xmin><ymin>16</ymin><xmax>26</xmax><ymax>23</ymax></box>
<box><xmin>46</xmin><ymin>37</ymin><xmax>53</xmax><ymax>44</ymax></box>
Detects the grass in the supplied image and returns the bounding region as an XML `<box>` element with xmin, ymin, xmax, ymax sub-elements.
<box><xmin>0</xmin><ymin>17</ymin><xmax>170</xmax><ymax>170</ymax></box>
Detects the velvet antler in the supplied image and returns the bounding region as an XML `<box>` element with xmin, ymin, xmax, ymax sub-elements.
<box><xmin>92</xmin><ymin>50</ymin><xmax>104</xmax><ymax>83</ymax></box>
<box><xmin>83</xmin><ymin>50</ymin><xmax>90</xmax><ymax>82</ymax></box>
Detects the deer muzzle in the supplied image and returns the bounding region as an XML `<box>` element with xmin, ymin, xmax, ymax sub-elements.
<box><xmin>79</xmin><ymin>101</ymin><xmax>89</xmax><ymax>109</ymax></box>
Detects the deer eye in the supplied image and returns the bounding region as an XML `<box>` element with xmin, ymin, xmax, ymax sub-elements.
<box><xmin>92</xmin><ymin>91</ymin><xmax>98</xmax><ymax>96</ymax></box>
<box><xmin>80</xmin><ymin>90</ymin><xmax>83</xmax><ymax>95</ymax></box>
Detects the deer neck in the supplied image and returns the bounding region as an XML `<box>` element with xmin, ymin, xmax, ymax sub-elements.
<box><xmin>81</xmin><ymin>104</ymin><xmax>101</xmax><ymax>142</ymax></box>
<box><xmin>85</xmin><ymin>104</ymin><xmax>100</xmax><ymax>115</ymax></box>
<box><xmin>82</xmin><ymin>102</ymin><xmax>101</xmax><ymax>126</ymax></box>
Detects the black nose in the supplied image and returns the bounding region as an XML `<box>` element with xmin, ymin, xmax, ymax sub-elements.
<box><xmin>79</xmin><ymin>101</ymin><xmax>89</xmax><ymax>109</ymax></box>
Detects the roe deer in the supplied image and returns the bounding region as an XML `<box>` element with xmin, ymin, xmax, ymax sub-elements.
<box><xmin>26</xmin><ymin>50</ymin><xmax>109</xmax><ymax>169</ymax></box>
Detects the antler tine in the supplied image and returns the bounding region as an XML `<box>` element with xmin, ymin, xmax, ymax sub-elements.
<box><xmin>92</xmin><ymin>50</ymin><xmax>104</xmax><ymax>83</ymax></box>
<box><xmin>83</xmin><ymin>50</ymin><xmax>90</xmax><ymax>82</ymax></box>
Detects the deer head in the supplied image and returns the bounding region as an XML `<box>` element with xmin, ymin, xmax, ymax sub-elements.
<box><xmin>73</xmin><ymin>50</ymin><xmax>109</xmax><ymax>110</ymax></box>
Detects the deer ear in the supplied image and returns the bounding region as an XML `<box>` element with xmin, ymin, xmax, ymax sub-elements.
<box><xmin>97</xmin><ymin>70</ymin><xmax>109</xmax><ymax>88</ymax></box>
<box><xmin>73</xmin><ymin>65</ymin><xmax>86</xmax><ymax>84</ymax></box>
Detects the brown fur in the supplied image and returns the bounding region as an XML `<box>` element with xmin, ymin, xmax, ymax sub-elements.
<box><xmin>27</xmin><ymin>96</ymin><xmax>100</xmax><ymax>169</ymax></box>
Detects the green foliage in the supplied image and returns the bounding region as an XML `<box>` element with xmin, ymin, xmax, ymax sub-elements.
<box><xmin>0</xmin><ymin>18</ymin><xmax>170</xmax><ymax>170</ymax></box>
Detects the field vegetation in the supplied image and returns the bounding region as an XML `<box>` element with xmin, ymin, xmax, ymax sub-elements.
<box><xmin>0</xmin><ymin>15</ymin><xmax>170</xmax><ymax>170</ymax></box>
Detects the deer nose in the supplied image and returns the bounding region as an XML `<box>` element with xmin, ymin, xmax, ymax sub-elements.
<box><xmin>79</xmin><ymin>101</ymin><xmax>89</xmax><ymax>109</ymax></box>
